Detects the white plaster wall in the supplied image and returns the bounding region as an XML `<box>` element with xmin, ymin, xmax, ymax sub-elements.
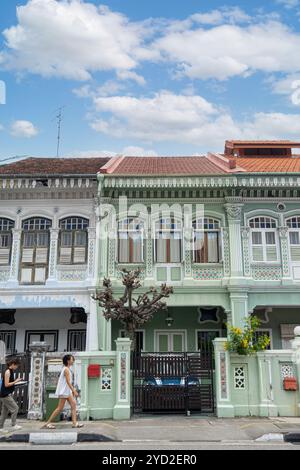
<box><xmin>0</xmin><ymin>308</ymin><xmax>86</xmax><ymax>353</ymax></box>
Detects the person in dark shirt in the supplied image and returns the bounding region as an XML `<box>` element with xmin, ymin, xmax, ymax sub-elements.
<box><xmin>0</xmin><ymin>358</ymin><xmax>22</xmax><ymax>433</ymax></box>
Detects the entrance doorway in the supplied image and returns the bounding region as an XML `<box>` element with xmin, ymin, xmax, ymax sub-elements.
<box><xmin>155</xmin><ymin>330</ymin><xmax>186</xmax><ymax>352</ymax></box>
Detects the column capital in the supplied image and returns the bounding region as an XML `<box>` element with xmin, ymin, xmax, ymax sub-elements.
<box><xmin>224</xmin><ymin>203</ymin><xmax>244</xmax><ymax>221</ymax></box>
<box><xmin>279</xmin><ymin>226</ymin><xmax>289</xmax><ymax>238</ymax></box>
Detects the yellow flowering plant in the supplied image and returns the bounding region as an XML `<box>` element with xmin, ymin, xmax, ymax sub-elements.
<box><xmin>225</xmin><ymin>315</ymin><xmax>270</xmax><ymax>355</ymax></box>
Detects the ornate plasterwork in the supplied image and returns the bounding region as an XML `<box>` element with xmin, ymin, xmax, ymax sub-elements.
<box><xmin>278</xmin><ymin>227</ymin><xmax>290</xmax><ymax>277</ymax></box>
<box><xmin>251</xmin><ymin>265</ymin><xmax>282</xmax><ymax>280</ymax></box>
<box><xmin>57</xmin><ymin>268</ymin><xmax>88</xmax><ymax>282</ymax></box>
<box><xmin>192</xmin><ymin>266</ymin><xmax>223</xmax><ymax>280</ymax></box>
<box><xmin>0</xmin><ymin>268</ymin><xmax>10</xmax><ymax>282</ymax></box>
<box><xmin>225</xmin><ymin>203</ymin><xmax>243</xmax><ymax>220</ymax></box>
<box><xmin>103</xmin><ymin>175</ymin><xmax>300</xmax><ymax>190</ymax></box>
<box><xmin>222</xmin><ymin>227</ymin><xmax>230</xmax><ymax>277</ymax></box>
<box><xmin>241</xmin><ymin>227</ymin><xmax>251</xmax><ymax>277</ymax></box>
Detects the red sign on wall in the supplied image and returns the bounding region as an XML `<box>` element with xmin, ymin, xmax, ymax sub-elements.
<box><xmin>88</xmin><ymin>364</ymin><xmax>101</xmax><ymax>378</ymax></box>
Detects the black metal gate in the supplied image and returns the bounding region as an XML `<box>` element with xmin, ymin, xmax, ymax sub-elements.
<box><xmin>0</xmin><ymin>353</ymin><xmax>31</xmax><ymax>416</ymax></box>
<box><xmin>131</xmin><ymin>351</ymin><xmax>214</xmax><ymax>415</ymax></box>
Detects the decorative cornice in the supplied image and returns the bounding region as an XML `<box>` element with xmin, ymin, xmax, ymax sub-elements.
<box><xmin>102</xmin><ymin>174</ymin><xmax>300</xmax><ymax>190</ymax></box>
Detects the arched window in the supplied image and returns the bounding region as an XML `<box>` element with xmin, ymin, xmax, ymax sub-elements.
<box><xmin>0</xmin><ymin>218</ymin><xmax>14</xmax><ymax>265</ymax></box>
<box><xmin>155</xmin><ymin>218</ymin><xmax>182</xmax><ymax>263</ymax></box>
<box><xmin>59</xmin><ymin>217</ymin><xmax>89</xmax><ymax>264</ymax></box>
<box><xmin>20</xmin><ymin>217</ymin><xmax>52</xmax><ymax>284</ymax></box>
<box><xmin>193</xmin><ymin>218</ymin><xmax>221</xmax><ymax>263</ymax></box>
<box><xmin>286</xmin><ymin>217</ymin><xmax>300</xmax><ymax>262</ymax></box>
<box><xmin>118</xmin><ymin>218</ymin><xmax>144</xmax><ymax>263</ymax></box>
<box><xmin>248</xmin><ymin>217</ymin><xmax>278</xmax><ymax>262</ymax></box>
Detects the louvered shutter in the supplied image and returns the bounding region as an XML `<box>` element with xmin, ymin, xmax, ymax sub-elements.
<box><xmin>35</xmin><ymin>247</ymin><xmax>48</xmax><ymax>263</ymax></box>
<box><xmin>266</xmin><ymin>246</ymin><xmax>277</xmax><ymax>261</ymax></box>
<box><xmin>0</xmin><ymin>248</ymin><xmax>10</xmax><ymax>265</ymax></box>
<box><xmin>22</xmin><ymin>248</ymin><xmax>34</xmax><ymax>263</ymax></box>
<box><xmin>59</xmin><ymin>247</ymin><xmax>72</xmax><ymax>264</ymax></box>
<box><xmin>252</xmin><ymin>246</ymin><xmax>264</xmax><ymax>261</ymax></box>
<box><xmin>290</xmin><ymin>246</ymin><xmax>300</xmax><ymax>261</ymax></box>
<box><xmin>73</xmin><ymin>247</ymin><xmax>86</xmax><ymax>263</ymax></box>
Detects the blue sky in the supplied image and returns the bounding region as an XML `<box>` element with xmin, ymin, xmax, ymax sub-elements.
<box><xmin>1</xmin><ymin>0</ymin><xmax>300</xmax><ymax>160</ymax></box>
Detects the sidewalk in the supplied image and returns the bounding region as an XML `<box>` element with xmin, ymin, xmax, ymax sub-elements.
<box><xmin>2</xmin><ymin>415</ymin><xmax>300</xmax><ymax>443</ymax></box>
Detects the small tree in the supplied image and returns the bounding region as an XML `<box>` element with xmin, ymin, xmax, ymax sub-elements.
<box><xmin>92</xmin><ymin>268</ymin><xmax>173</xmax><ymax>351</ymax></box>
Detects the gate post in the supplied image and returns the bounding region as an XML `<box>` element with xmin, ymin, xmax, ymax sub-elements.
<box><xmin>27</xmin><ymin>342</ymin><xmax>50</xmax><ymax>420</ymax></box>
<box><xmin>213</xmin><ymin>338</ymin><xmax>234</xmax><ymax>418</ymax></box>
<box><xmin>113</xmin><ymin>338</ymin><xmax>131</xmax><ymax>420</ymax></box>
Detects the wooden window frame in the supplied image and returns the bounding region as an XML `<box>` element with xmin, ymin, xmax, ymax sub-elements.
<box><xmin>0</xmin><ymin>218</ymin><xmax>14</xmax><ymax>266</ymax></box>
<box><xmin>58</xmin><ymin>217</ymin><xmax>89</xmax><ymax>265</ymax></box>
<box><xmin>20</xmin><ymin>218</ymin><xmax>51</xmax><ymax>285</ymax></box>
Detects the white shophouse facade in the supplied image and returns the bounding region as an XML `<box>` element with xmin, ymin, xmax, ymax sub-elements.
<box><xmin>0</xmin><ymin>157</ymin><xmax>108</xmax><ymax>354</ymax></box>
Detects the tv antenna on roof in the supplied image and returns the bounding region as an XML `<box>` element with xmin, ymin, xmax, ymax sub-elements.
<box><xmin>53</xmin><ymin>106</ymin><xmax>66</xmax><ymax>157</ymax></box>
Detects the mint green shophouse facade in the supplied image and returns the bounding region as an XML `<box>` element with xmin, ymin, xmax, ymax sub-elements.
<box><xmin>84</xmin><ymin>144</ymin><xmax>300</xmax><ymax>419</ymax></box>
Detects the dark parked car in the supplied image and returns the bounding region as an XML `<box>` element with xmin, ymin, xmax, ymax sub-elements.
<box><xmin>141</xmin><ymin>376</ymin><xmax>201</xmax><ymax>412</ymax></box>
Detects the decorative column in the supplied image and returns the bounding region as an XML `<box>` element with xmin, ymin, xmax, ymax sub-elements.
<box><xmin>229</xmin><ymin>291</ymin><xmax>249</xmax><ymax>329</ymax></box>
<box><xmin>222</xmin><ymin>227</ymin><xmax>231</xmax><ymax>278</ymax></box>
<box><xmin>241</xmin><ymin>227</ymin><xmax>251</xmax><ymax>277</ymax></box>
<box><xmin>46</xmin><ymin>228</ymin><xmax>59</xmax><ymax>283</ymax></box>
<box><xmin>8</xmin><ymin>228</ymin><xmax>22</xmax><ymax>285</ymax></box>
<box><xmin>98</xmin><ymin>307</ymin><xmax>112</xmax><ymax>351</ymax></box>
<box><xmin>113</xmin><ymin>337</ymin><xmax>131</xmax><ymax>420</ymax></box>
<box><xmin>224</xmin><ymin>203</ymin><xmax>244</xmax><ymax>279</ymax></box>
<box><xmin>145</xmin><ymin>235</ymin><xmax>154</xmax><ymax>282</ymax></box>
<box><xmin>86</xmin><ymin>299</ymin><xmax>99</xmax><ymax>351</ymax></box>
<box><xmin>87</xmin><ymin>227</ymin><xmax>96</xmax><ymax>281</ymax></box>
<box><xmin>213</xmin><ymin>338</ymin><xmax>234</xmax><ymax>418</ymax></box>
<box><xmin>279</xmin><ymin>226</ymin><xmax>292</xmax><ymax>282</ymax></box>
<box><xmin>27</xmin><ymin>342</ymin><xmax>50</xmax><ymax>420</ymax></box>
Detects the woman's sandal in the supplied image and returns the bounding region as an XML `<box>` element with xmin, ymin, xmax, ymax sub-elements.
<box><xmin>42</xmin><ymin>423</ymin><xmax>56</xmax><ymax>429</ymax></box>
<box><xmin>72</xmin><ymin>422</ymin><xmax>84</xmax><ymax>428</ymax></box>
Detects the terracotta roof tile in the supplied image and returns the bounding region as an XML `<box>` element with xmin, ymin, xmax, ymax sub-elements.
<box><xmin>237</xmin><ymin>157</ymin><xmax>300</xmax><ymax>173</ymax></box>
<box><xmin>0</xmin><ymin>157</ymin><xmax>109</xmax><ymax>176</ymax></box>
<box><xmin>102</xmin><ymin>156</ymin><xmax>227</xmax><ymax>175</ymax></box>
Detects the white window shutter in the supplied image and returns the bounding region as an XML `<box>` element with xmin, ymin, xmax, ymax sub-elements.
<box><xmin>22</xmin><ymin>248</ymin><xmax>34</xmax><ymax>263</ymax></box>
<box><xmin>34</xmin><ymin>267</ymin><xmax>46</xmax><ymax>283</ymax></box>
<box><xmin>35</xmin><ymin>247</ymin><xmax>48</xmax><ymax>263</ymax></box>
<box><xmin>252</xmin><ymin>246</ymin><xmax>264</xmax><ymax>261</ymax></box>
<box><xmin>73</xmin><ymin>247</ymin><xmax>86</xmax><ymax>263</ymax></box>
<box><xmin>290</xmin><ymin>246</ymin><xmax>300</xmax><ymax>261</ymax></box>
<box><xmin>59</xmin><ymin>247</ymin><xmax>72</xmax><ymax>264</ymax></box>
<box><xmin>21</xmin><ymin>268</ymin><xmax>32</xmax><ymax>283</ymax></box>
<box><xmin>0</xmin><ymin>248</ymin><xmax>10</xmax><ymax>265</ymax></box>
<box><xmin>266</xmin><ymin>246</ymin><xmax>277</xmax><ymax>262</ymax></box>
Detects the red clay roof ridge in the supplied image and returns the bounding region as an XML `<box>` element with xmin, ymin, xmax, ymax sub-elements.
<box><xmin>207</xmin><ymin>152</ymin><xmax>246</xmax><ymax>173</ymax></box>
<box><xmin>100</xmin><ymin>155</ymin><xmax>126</xmax><ymax>174</ymax></box>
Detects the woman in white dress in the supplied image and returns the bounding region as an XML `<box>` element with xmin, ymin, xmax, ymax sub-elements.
<box><xmin>43</xmin><ymin>354</ymin><xmax>83</xmax><ymax>429</ymax></box>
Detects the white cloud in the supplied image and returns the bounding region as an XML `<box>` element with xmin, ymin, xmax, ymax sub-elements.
<box><xmin>276</xmin><ymin>0</ymin><xmax>299</xmax><ymax>8</ymax></box>
<box><xmin>10</xmin><ymin>120</ymin><xmax>38</xmax><ymax>138</ymax></box>
<box><xmin>153</xmin><ymin>19</ymin><xmax>300</xmax><ymax>80</ymax></box>
<box><xmin>86</xmin><ymin>90</ymin><xmax>300</xmax><ymax>150</ymax></box>
<box><xmin>66</xmin><ymin>146</ymin><xmax>157</xmax><ymax>157</ymax></box>
<box><xmin>1</xmin><ymin>0</ymin><xmax>148</xmax><ymax>80</ymax></box>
